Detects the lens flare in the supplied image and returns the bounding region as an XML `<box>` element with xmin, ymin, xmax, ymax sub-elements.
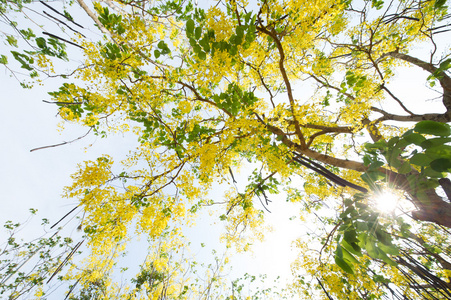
<box><xmin>374</xmin><ymin>191</ymin><xmax>399</xmax><ymax>213</ymax></box>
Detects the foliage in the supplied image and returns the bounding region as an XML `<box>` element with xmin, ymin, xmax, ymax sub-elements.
<box><xmin>1</xmin><ymin>0</ymin><xmax>451</xmax><ymax>298</ymax></box>
<box><xmin>0</xmin><ymin>210</ymin><xmax>77</xmax><ymax>299</ymax></box>
<box><xmin>333</xmin><ymin>120</ymin><xmax>451</xmax><ymax>277</ymax></box>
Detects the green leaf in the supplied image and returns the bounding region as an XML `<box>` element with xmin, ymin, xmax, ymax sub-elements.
<box><xmin>398</xmin><ymin>161</ymin><xmax>411</xmax><ymax>174</ymax></box>
<box><xmin>435</xmin><ymin>0</ymin><xmax>447</xmax><ymax>9</ymax></box>
<box><xmin>154</xmin><ymin>49</ymin><xmax>161</xmax><ymax>58</ymax></box>
<box><xmin>356</xmin><ymin>221</ymin><xmax>368</xmax><ymax>232</ymax></box>
<box><xmin>36</xmin><ymin>37</ymin><xmax>46</xmax><ymax>49</ymax></box>
<box><xmin>197</xmin><ymin>51</ymin><xmax>206</xmax><ymax>60</ymax></box>
<box><xmin>244</xmin><ymin>25</ymin><xmax>256</xmax><ymax>45</ymax></box>
<box><xmin>20</xmin><ymin>28</ymin><xmax>35</xmax><ymax>40</ymax></box>
<box><xmin>410</xmin><ymin>153</ymin><xmax>432</xmax><ymax>166</ymax></box>
<box><xmin>375</xmin><ymin>229</ymin><xmax>393</xmax><ymax>246</ymax></box>
<box><xmin>195</xmin><ymin>26</ymin><xmax>202</xmax><ymax>40</ymax></box>
<box><xmin>423</xmin><ymin>166</ymin><xmax>444</xmax><ymax>178</ymax></box>
<box><xmin>425</xmin><ymin>145</ymin><xmax>451</xmax><ymax>159</ymax></box>
<box><xmin>387</xmin><ymin>136</ymin><xmax>400</xmax><ymax>147</ymax></box>
<box><xmin>199</xmin><ymin>37</ymin><xmax>210</xmax><ymax>53</ymax></box>
<box><xmin>402</xmin><ymin>129</ymin><xmax>414</xmax><ymax>137</ymax></box>
<box><xmin>342</xmin><ymin>240</ymin><xmax>362</xmax><ymax>257</ymax></box>
<box><xmin>366</xmin><ymin>238</ymin><xmax>379</xmax><ymax>258</ymax></box>
<box><xmin>365</xmin><ymin>140</ymin><xmax>386</xmax><ymax>150</ymax></box>
<box><xmin>403</xmin><ymin>133</ymin><xmax>426</xmax><ymax>146</ymax></box>
<box><xmin>342</xmin><ymin>246</ymin><xmax>359</xmax><ymax>264</ymax></box>
<box><xmin>6</xmin><ymin>35</ymin><xmax>18</xmax><ymax>47</ymax></box>
<box><xmin>407</xmin><ymin>174</ymin><xmax>418</xmax><ymax>190</ymax></box>
<box><xmin>235</xmin><ymin>25</ymin><xmax>244</xmax><ymax>44</ymax></box>
<box><xmin>376</xmin><ymin>248</ymin><xmax>398</xmax><ymax>266</ymax></box>
<box><xmin>430</xmin><ymin>158</ymin><xmax>451</xmax><ymax>172</ymax></box>
<box><xmin>418</xmin><ymin>179</ymin><xmax>440</xmax><ymax>190</ymax></box>
<box><xmin>378</xmin><ymin>243</ymin><xmax>399</xmax><ymax>256</ymax></box>
<box><xmin>344</xmin><ymin>229</ymin><xmax>358</xmax><ymax>244</ymax></box>
<box><xmin>157</xmin><ymin>41</ymin><xmax>166</xmax><ymax>49</ymax></box>
<box><xmin>335</xmin><ymin>256</ymin><xmax>355</xmax><ymax>274</ymax></box>
<box><xmin>336</xmin><ymin>243</ymin><xmax>343</xmax><ymax>259</ymax></box>
<box><xmin>395</xmin><ymin>138</ymin><xmax>410</xmax><ymax>149</ymax></box>
<box><xmin>438</xmin><ymin>58</ymin><xmax>451</xmax><ymax>72</ymax></box>
<box><xmin>368</xmin><ymin>161</ymin><xmax>384</xmax><ymax>171</ymax></box>
<box><xmin>387</xmin><ymin>151</ymin><xmax>402</xmax><ymax>168</ymax></box>
<box><xmin>361</xmin><ymin>171</ymin><xmax>385</xmax><ymax>186</ymax></box>
<box><xmin>186</xmin><ymin>19</ymin><xmax>195</xmax><ymax>34</ymax></box>
<box><xmin>0</xmin><ymin>55</ymin><xmax>7</xmax><ymax>65</ymax></box>
<box><xmin>189</xmin><ymin>37</ymin><xmax>197</xmax><ymax>47</ymax></box>
<box><xmin>64</xmin><ymin>10</ymin><xmax>74</xmax><ymax>21</ymax></box>
<box><xmin>193</xmin><ymin>45</ymin><xmax>202</xmax><ymax>53</ymax></box>
<box><xmin>414</xmin><ymin>120</ymin><xmax>451</xmax><ymax>137</ymax></box>
<box><xmin>11</xmin><ymin>51</ymin><xmax>33</xmax><ymax>71</ymax></box>
<box><xmin>421</xmin><ymin>137</ymin><xmax>451</xmax><ymax>149</ymax></box>
<box><xmin>372</xmin><ymin>0</ymin><xmax>384</xmax><ymax>9</ymax></box>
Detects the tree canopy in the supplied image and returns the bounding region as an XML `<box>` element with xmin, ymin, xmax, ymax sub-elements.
<box><xmin>1</xmin><ymin>0</ymin><xmax>451</xmax><ymax>298</ymax></box>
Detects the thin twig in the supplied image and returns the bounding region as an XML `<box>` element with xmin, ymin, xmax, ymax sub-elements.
<box><xmin>39</xmin><ymin>1</ymin><xmax>85</xmax><ymax>28</ymax></box>
<box><xmin>64</xmin><ymin>278</ymin><xmax>81</xmax><ymax>300</ymax></box>
<box><xmin>42</xmin><ymin>100</ymin><xmax>82</xmax><ymax>105</ymax></box>
<box><xmin>43</xmin><ymin>11</ymin><xmax>86</xmax><ymax>37</ymax></box>
<box><xmin>316</xmin><ymin>277</ymin><xmax>334</xmax><ymax>300</ymax></box>
<box><xmin>30</xmin><ymin>127</ymin><xmax>93</xmax><ymax>152</ymax></box>
<box><xmin>47</xmin><ymin>240</ymin><xmax>84</xmax><ymax>284</ymax></box>
<box><xmin>50</xmin><ymin>206</ymin><xmax>79</xmax><ymax>229</ymax></box>
<box><xmin>42</xmin><ymin>31</ymin><xmax>85</xmax><ymax>49</ymax></box>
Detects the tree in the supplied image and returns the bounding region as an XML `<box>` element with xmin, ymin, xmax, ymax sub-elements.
<box><xmin>1</xmin><ymin>0</ymin><xmax>451</xmax><ymax>298</ymax></box>
<box><xmin>0</xmin><ymin>210</ymin><xmax>77</xmax><ymax>299</ymax></box>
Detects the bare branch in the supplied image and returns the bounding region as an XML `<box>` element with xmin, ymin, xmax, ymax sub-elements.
<box><xmin>39</xmin><ymin>0</ymin><xmax>84</xmax><ymax>28</ymax></box>
<box><xmin>371</xmin><ymin>106</ymin><xmax>450</xmax><ymax>122</ymax></box>
<box><xmin>30</xmin><ymin>127</ymin><xmax>93</xmax><ymax>152</ymax></box>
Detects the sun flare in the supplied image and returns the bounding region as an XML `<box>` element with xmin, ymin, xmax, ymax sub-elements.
<box><xmin>374</xmin><ymin>191</ymin><xmax>400</xmax><ymax>213</ymax></box>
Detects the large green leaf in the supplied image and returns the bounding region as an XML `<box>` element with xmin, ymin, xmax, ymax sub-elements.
<box><xmin>414</xmin><ymin>120</ymin><xmax>451</xmax><ymax>137</ymax></box>
<box><xmin>403</xmin><ymin>133</ymin><xmax>426</xmax><ymax>146</ymax></box>
<box><xmin>342</xmin><ymin>247</ymin><xmax>359</xmax><ymax>264</ymax></box>
<box><xmin>366</xmin><ymin>238</ymin><xmax>379</xmax><ymax>258</ymax></box>
<box><xmin>378</xmin><ymin>243</ymin><xmax>399</xmax><ymax>256</ymax></box>
<box><xmin>430</xmin><ymin>158</ymin><xmax>451</xmax><ymax>172</ymax></box>
<box><xmin>335</xmin><ymin>256</ymin><xmax>355</xmax><ymax>274</ymax></box>
<box><xmin>375</xmin><ymin>229</ymin><xmax>394</xmax><ymax>246</ymax></box>
<box><xmin>344</xmin><ymin>229</ymin><xmax>359</xmax><ymax>244</ymax></box>
<box><xmin>377</xmin><ymin>248</ymin><xmax>398</xmax><ymax>266</ymax></box>
<box><xmin>398</xmin><ymin>161</ymin><xmax>411</xmax><ymax>174</ymax></box>
<box><xmin>410</xmin><ymin>153</ymin><xmax>432</xmax><ymax>166</ymax></box>
<box><xmin>421</xmin><ymin>137</ymin><xmax>451</xmax><ymax>149</ymax></box>
<box><xmin>423</xmin><ymin>167</ymin><xmax>444</xmax><ymax>178</ymax></box>
<box><xmin>425</xmin><ymin>145</ymin><xmax>451</xmax><ymax>159</ymax></box>
<box><xmin>342</xmin><ymin>240</ymin><xmax>362</xmax><ymax>257</ymax></box>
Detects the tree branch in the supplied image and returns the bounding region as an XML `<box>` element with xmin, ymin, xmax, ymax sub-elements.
<box><xmin>256</xmin><ymin>22</ymin><xmax>307</xmax><ymax>148</ymax></box>
<box><xmin>371</xmin><ymin>106</ymin><xmax>450</xmax><ymax>122</ymax></box>
<box><xmin>30</xmin><ymin>127</ymin><xmax>93</xmax><ymax>152</ymax></box>
<box><xmin>381</xmin><ymin>84</ymin><xmax>415</xmax><ymax>115</ymax></box>
<box><xmin>76</xmin><ymin>0</ymin><xmax>111</xmax><ymax>37</ymax></box>
<box><xmin>385</xmin><ymin>52</ymin><xmax>451</xmax><ymax>117</ymax></box>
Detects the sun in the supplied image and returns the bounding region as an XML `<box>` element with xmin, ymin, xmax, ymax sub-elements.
<box><xmin>373</xmin><ymin>190</ymin><xmax>400</xmax><ymax>214</ymax></box>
